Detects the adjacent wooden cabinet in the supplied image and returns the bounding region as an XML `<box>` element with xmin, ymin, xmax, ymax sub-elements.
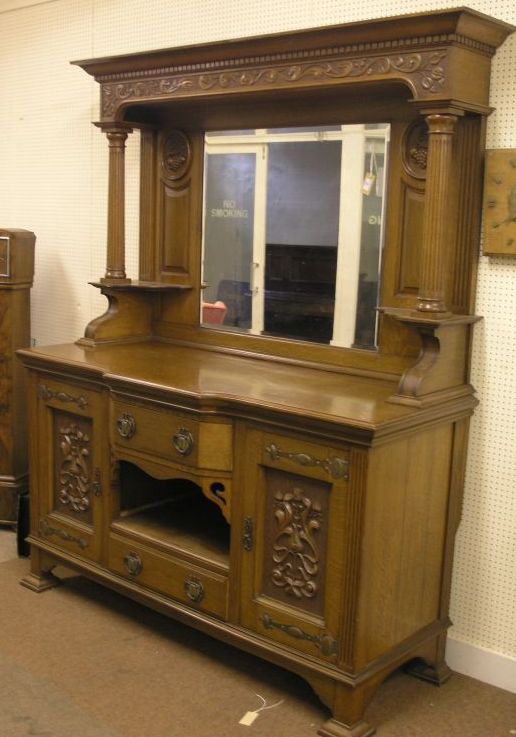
<box><xmin>0</xmin><ymin>229</ymin><xmax>34</xmax><ymax>525</ymax></box>
<box><xmin>18</xmin><ymin>9</ymin><xmax>514</xmax><ymax>737</ymax></box>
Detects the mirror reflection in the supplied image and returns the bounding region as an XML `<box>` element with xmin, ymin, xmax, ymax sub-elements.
<box><xmin>201</xmin><ymin>124</ymin><xmax>389</xmax><ymax>349</ymax></box>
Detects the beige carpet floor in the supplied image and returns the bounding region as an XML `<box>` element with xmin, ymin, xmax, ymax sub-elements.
<box><xmin>0</xmin><ymin>531</ymin><xmax>515</xmax><ymax>737</ymax></box>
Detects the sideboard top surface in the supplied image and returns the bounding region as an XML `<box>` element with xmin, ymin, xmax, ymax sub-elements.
<box><xmin>19</xmin><ymin>341</ymin><xmax>475</xmax><ymax>440</ymax></box>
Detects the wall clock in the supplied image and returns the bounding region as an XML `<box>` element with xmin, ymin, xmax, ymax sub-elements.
<box><xmin>483</xmin><ymin>149</ymin><xmax>516</xmax><ymax>256</ymax></box>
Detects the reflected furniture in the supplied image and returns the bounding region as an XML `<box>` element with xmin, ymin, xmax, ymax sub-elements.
<box><xmin>18</xmin><ymin>10</ymin><xmax>514</xmax><ymax>737</ymax></box>
<box><xmin>201</xmin><ymin>300</ymin><xmax>227</xmax><ymax>325</ymax></box>
<box><xmin>0</xmin><ymin>229</ymin><xmax>35</xmax><ymax>526</ymax></box>
<box><xmin>264</xmin><ymin>243</ymin><xmax>337</xmax><ymax>342</ymax></box>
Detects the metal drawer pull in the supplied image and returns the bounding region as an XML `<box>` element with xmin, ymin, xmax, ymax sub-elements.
<box><xmin>262</xmin><ymin>614</ymin><xmax>338</xmax><ymax>657</ymax></box>
<box><xmin>38</xmin><ymin>383</ymin><xmax>88</xmax><ymax>409</ymax></box>
<box><xmin>172</xmin><ymin>428</ymin><xmax>194</xmax><ymax>456</ymax></box>
<box><xmin>117</xmin><ymin>413</ymin><xmax>136</xmax><ymax>439</ymax></box>
<box><xmin>265</xmin><ymin>443</ymin><xmax>349</xmax><ymax>480</ymax></box>
<box><xmin>39</xmin><ymin>518</ymin><xmax>88</xmax><ymax>550</ymax></box>
<box><xmin>184</xmin><ymin>576</ymin><xmax>204</xmax><ymax>603</ymax></box>
<box><xmin>123</xmin><ymin>551</ymin><xmax>143</xmax><ymax>576</ymax></box>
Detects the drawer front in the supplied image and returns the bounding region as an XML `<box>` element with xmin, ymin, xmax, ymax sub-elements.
<box><xmin>109</xmin><ymin>533</ymin><xmax>229</xmax><ymax>619</ymax></box>
<box><xmin>111</xmin><ymin>399</ymin><xmax>232</xmax><ymax>471</ymax></box>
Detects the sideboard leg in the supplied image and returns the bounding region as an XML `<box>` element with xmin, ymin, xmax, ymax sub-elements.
<box><xmin>405</xmin><ymin>657</ymin><xmax>452</xmax><ymax>686</ymax></box>
<box><xmin>405</xmin><ymin>634</ymin><xmax>452</xmax><ymax>685</ymax></box>
<box><xmin>310</xmin><ymin>679</ymin><xmax>378</xmax><ymax>737</ymax></box>
<box><xmin>318</xmin><ymin>716</ymin><xmax>375</xmax><ymax>737</ymax></box>
<box><xmin>20</xmin><ymin>548</ymin><xmax>60</xmax><ymax>592</ymax></box>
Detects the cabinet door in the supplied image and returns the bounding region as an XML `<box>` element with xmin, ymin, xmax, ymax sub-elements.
<box><xmin>239</xmin><ymin>428</ymin><xmax>352</xmax><ymax>663</ymax></box>
<box><xmin>32</xmin><ymin>375</ymin><xmax>107</xmax><ymax>562</ymax></box>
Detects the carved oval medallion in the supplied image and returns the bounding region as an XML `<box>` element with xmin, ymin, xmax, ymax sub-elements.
<box><xmin>161</xmin><ymin>130</ymin><xmax>191</xmax><ymax>181</ymax></box>
<box><xmin>403</xmin><ymin>120</ymin><xmax>429</xmax><ymax>179</ymax></box>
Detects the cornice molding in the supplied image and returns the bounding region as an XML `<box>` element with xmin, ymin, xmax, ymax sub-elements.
<box><xmin>94</xmin><ymin>32</ymin><xmax>495</xmax><ymax>85</ymax></box>
<box><xmin>72</xmin><ymin>8</ymin><xmax>514</xmax><ymax>122</ymax></box>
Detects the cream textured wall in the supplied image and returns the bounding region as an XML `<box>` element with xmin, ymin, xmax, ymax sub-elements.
<box><xmin>1</xmin><ymin>0</ymin><xmax>515</xmax><ymax>681</ymax></box>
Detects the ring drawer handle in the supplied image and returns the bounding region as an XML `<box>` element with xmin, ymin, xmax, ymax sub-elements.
<box><xmin>172</xmin><ymin>428</ymin><xmax>194</xmax><ymax>456</ymax></box>
<box><xmin>123</xmin><ymin>551</ymin><xmax>143</xmax><ymax>576</ymax></box>
<box><xmin>117</xmin><ymin>413</ymin><xmax>136</xmax><ymax>439</ymax></box>
<box><xmin>184</xmin><ymin>576</ymin><xmax>204</xmax><ymax>603</ymax></box>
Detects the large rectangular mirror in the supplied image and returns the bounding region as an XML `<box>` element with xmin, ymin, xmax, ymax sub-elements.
<box><xmin>201</xmin><ymin>124</ymin><xmax>389</xmax><ymax>350</ymax></box>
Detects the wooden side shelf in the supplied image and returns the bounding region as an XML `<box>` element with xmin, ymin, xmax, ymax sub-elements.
<box><xmin>90</xmin><ymin>281</ymin><xmax>193</xmax><ymax>292</ymax></box>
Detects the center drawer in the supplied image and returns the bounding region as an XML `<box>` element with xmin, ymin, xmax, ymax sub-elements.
<box><xmin>111</xmin><ymin>398</ymin><xmax>233</xmax><ymax>471</ymax></box>
<box><xmin>109</xmin><ymin>532</ymin><xmax>229</xmax><ymax>620</ymax></box>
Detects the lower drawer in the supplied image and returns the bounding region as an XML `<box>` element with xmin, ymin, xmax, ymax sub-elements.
<box><xmin>109</xmin><ymin>533</ymin><xmax>228</xmax><ymax>620</ymax></box>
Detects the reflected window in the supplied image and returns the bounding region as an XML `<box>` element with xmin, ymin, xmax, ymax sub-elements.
<box><xmin>201</xmin><ymin>125</ymin><xmax>389</xmax><ymax>349</ymax></box>
<box><xmin>202</xmin><ymin>153</ymin><xmax>255</xmax><ymax>329</ymax></box>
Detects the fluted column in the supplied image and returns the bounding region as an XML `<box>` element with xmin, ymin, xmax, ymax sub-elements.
<box><xmin>417</xmin><ymin>113</ymin><xmax>458</xmax><ymax>314</ymax></box>
<box><xmin>96</xmin><ymin>123</ymin><xmax>133</xmax><ymax>284</ymax></box>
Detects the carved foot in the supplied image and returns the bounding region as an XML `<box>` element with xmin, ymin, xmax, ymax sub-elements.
<box><xmin>405</xmin><ymin>658</ymin><xmax>452</xmax><ymax>686</ymax></box>
<box><xmin>20</xmin><ymin>570</ymin><xmax>60</xmax><ymax>593</ymax></box>
<box><xmin>307</xmin><ymin>671</ymin><xmax>380</xmax><ymax>737</ymax></box>
<box><xmin>318</xmin><ymin>717</ymin><xmax>375</xmax><ymax>737</ymax></box>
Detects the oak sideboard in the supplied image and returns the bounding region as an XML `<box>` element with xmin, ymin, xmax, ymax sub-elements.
<box><xmin>19</xmin><ymin>9</ymin><xmax>514</xmax><ymax>736</ymax></box>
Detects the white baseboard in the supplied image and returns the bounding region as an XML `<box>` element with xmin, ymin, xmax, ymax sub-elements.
<box><xmin>445</xmin><ymin>636</ymin><xmax>516</xmax><ymax>694</ymax></box>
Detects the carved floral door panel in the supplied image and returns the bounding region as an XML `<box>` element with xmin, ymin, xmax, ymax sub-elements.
<box><xmin>34</xmin><ymin>376</ymin><xmax>107</xmax><ymax>562</ymax></box>
<box><xmin>239</xmin><ymin>427</ymin><xmax>354</xmax><ymax>664</ymax></box>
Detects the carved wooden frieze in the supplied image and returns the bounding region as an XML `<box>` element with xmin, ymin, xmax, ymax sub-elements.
<box><xmin>100</xmin><ymin>50</ymin><xmax>448</xmax><ymax>119</ymax></box>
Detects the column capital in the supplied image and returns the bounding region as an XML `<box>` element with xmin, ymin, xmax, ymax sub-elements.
<box><xmin>424</xmin><ymin>113</ymin><xmax>459</xmax><ymax>135</ymax></box>
<box><xmin>94</xmin><ymin>121</ymin><xmax>134</xmax><ymax>134</ymax></box>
